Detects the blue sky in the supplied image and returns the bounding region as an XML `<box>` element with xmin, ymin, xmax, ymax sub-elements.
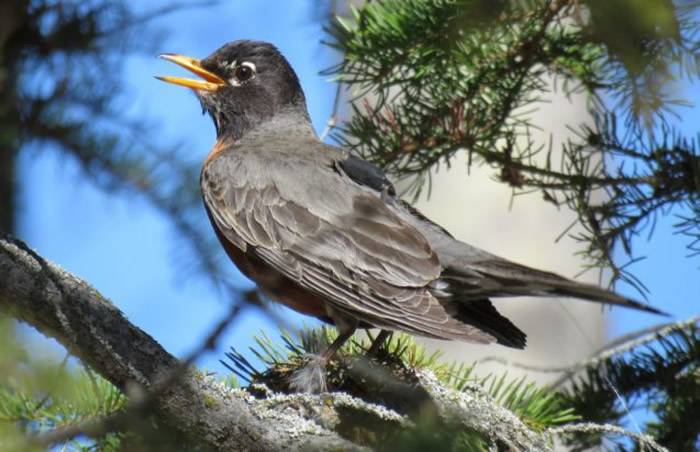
<box><xmin>16</xmin><ymin>1</ymin><xmax>698</xmax><ymax>375</ymax></box>
<box><xmin>18</xmin><ymin>0</ymin><xmax>335</xmax><ymax>370</ymax></box>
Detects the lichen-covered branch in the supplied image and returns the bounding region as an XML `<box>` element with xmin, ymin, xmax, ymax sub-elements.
<box><xmin>0</xmin><ymin>236</ymin><xmax>358</xmax><ymax>451</ymax></box>
<box><xmin>417</xmin><ymin>371</ymin><xmax>552</xmax><ymax>450</ymax></box>
<box><xmin>0</xmin><ymin>236</ymin><xmax>681</xmax><ymax>450</ymax></box>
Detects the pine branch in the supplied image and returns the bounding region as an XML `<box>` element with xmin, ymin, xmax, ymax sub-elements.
<box><xmin>562</xmin><ymin>317</ymin><xmax>700</xmax><ymax>451</ymax></box>
<box><xmin>325</xmin><ymin>0</ymin><xmax>700</xmax><ymax>288</ymax></box>
<box><xmin>476</xmin><ymin>316</ymin><xmax>700</xmax><ymax>385</ymax></box>
<box><xmin>550</xmin><ymin>423</ymin><xmax>669</xmax><ymax>452</ymax></box>
<box><xmin>229</xmin><ymin>328</ymin><xmax>557</xmax><ymax>440</ymax></box>
<box><xmin>219</xmin><ymin>323</ymin><xmax>688</xmax><ymax>451</ymax></box>
<box><xmin>1</xmin><ymin>235</ymin><xmax>683</xmax><ymax>450</ymax></box>
<box><xmin>4</xmin><ymin>0</ymin><xmax>243</xmax><ymax>295</ymax></box>
<box><xmin>475</xmin><ymin>316</ymin><xmax>700</xmax><ymax>450</ymax></box>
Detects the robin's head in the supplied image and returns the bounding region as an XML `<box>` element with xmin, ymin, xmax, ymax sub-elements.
<box><xmin>157</xmin><ymin>40</ymin><xmax>308</xmax><ymax>139</ymax></box>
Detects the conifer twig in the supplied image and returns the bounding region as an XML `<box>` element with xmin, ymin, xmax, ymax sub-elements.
<box><xmin>476</xmin><ymin>316</ymin><xmax>699</xmax><ymax>388</ymax></box>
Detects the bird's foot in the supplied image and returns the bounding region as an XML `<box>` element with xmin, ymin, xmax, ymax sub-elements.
<box><xmin>289</xmin><ymin>354</ymin><xmax>328</xmax><ymax>393</ymax></box>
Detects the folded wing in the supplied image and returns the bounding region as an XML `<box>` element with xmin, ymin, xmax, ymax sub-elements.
<box><xmin>201</xmin><ymin>150</ymin><xmax>505</xmax><ymax>343</ymax></box>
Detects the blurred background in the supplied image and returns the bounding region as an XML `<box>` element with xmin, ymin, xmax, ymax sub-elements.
<box><xmin>5</xmin><ymin>0</ymin><xmax>698</xmax><ymax>383</ymax></box>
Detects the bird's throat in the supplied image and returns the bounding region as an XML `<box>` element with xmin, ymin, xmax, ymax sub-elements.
<box><xmin>227</xmin><ymin>103</ymin><xmax>316</xmax><ymax>144</ymax></box>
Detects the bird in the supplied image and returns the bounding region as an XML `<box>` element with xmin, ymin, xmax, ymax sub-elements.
<box><xmin>157</xmin><ymin>40</ymin><xmax>665</xmax><ymax>391</ymax></box>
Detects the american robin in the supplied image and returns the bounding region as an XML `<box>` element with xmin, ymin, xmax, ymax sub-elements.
<box><xmin>157</xmin><ymin>40</ymin><xmax>664</xmax><ymax>391</ymax></box>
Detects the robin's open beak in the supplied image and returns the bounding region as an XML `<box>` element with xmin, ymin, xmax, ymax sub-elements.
<box><xmin>156</xmin><ymin>54</ymin><xmax>226</xmax><ymax>91</ymax></box>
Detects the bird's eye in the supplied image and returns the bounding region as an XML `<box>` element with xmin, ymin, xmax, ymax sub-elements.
<box><xmin>234</xmin><ymin>62</ymin><xmax>255</xmax><ymax>82</ymax></box>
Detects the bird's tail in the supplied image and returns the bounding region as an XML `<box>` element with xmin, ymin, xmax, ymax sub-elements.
<box><xmin>448</xmin><ymin>259</ymin><xmax>668</xmax><ymax>316</ymax></box>
<box><xmin>547</xmin><ymin>280</ymin><xmax>668</xmax><ymax>316</ymax></box>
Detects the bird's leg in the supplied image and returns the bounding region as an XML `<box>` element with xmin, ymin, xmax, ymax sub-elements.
<box><xmin>322</xmin><ymin>326</ymin><xmax>356</xmax><ymax>361</ymax></box>
<box><xmin>290</xmin><ymin>325</ymin><xmax>356</xmax><ymax>393</ymax></box>
<box><xmin>366</xmin><ymin>329</ymin><xmax>392</xmax><ymax>356</ymax></box>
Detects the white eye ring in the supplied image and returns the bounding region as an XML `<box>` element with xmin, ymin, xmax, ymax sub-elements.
<box><xmin>241</xmin><ymin>61</ymin><xmax>256</xmax><ymax>72</ymax></box>
<box><xmin>229</xmin><ymin>61</ymin><xmax>256</xmax><ymax>86</ymax></box>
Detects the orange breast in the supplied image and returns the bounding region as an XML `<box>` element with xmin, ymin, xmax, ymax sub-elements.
<box><xmin>205</xmin><ymin>138</ymin><xmax>230</xmax><ymax>165</ymax></box>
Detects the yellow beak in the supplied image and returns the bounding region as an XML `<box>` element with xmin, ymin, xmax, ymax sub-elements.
<box><xmin>155</xmin><ymin>54</ymin><xmax>226</xmax><ymax>91</ymax></box>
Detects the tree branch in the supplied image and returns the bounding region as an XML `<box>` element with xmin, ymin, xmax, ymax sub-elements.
<box><xmin>476</xmin><ymin>315</ymin><xmax>700</xmax><ymax>388</ymax></box>
<box><xmin>0</xmin><ymin>236</ymin><xmax>359</xmax><ymax>451</ymax></box>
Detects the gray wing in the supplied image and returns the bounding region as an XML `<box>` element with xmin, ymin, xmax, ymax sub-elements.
<box><xmin>335</xmin><ymin>152</ymin><xmax>664</xmax><ymax>316</ymax></box>
<box><xmin>201</xmin><ymin>149</ymin><xmax>498</xmax><ymax>342</ymax></box>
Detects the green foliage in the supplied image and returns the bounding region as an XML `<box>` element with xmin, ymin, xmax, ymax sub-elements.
<box><xmin>562</xmin><ymin>321</ymin><xmax>700</xmax><ymax>451</ymax></box>
<box><xmin>1</xmin><ymin>2</ymin><xmax>227</xmax><ymax>449</ymax></box>
<box><xmin>2</xmin><ymin>1</ymin><xmax>698</xmax><ymax>450</ymax></box>
<box><xmin>225</xmin><ymin>326</ymin><xmax>578</xmax><ymax>432</ymax></box>
<box><xmin>585</xmin><ymin>0</ymin><xmax>681</xmax><ymax>67</ymax></box>
<box><xmin>0</xmin><ymin>369</ymin><xmax>126</xmax><ymax>446</ymax></box>
<box><xmin>0</xmin><ymin>316</ymin><xmax>125</xmax><ymax>450</ymax></box>
<box><xmin>382</xmin><ymin>420</ymin><xmax>490</xmax><ymax>452</ymax></box>
<box><xmin>482</xmin><ymin>373</ymin><xmax>578</xmax><ymax>430</ymax></box>
<box><xmin>219</xmin><ymin>318</ymin><xmax>699</xmax><ymax>451</ymax></box>
<box><xmin>326</xmin><ymin>0</ymin><xmax>700</xmax><ymax>290</ymax></box>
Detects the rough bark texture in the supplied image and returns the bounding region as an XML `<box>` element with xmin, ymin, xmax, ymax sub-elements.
<box><xmin>0</xmin><ymin>236</ymin><xmax>359</xmax><ymax>451</ymax></box>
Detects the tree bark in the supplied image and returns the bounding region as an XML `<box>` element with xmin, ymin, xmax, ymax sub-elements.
<box><xmin>0</xmin><ymin>236</ymin><xmax>359</xmax><ymax>451</ymax></box>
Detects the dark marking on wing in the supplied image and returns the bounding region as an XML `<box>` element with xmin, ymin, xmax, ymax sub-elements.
<box><xmin>335</xmin><ymin>153</ymin><xmax>396</xmax><ymax>196</ymax></box>
<box><xmin>335</xmin><ymin>153</ymin><xmax>454</xmax><ymax>238</ymax></box>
